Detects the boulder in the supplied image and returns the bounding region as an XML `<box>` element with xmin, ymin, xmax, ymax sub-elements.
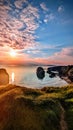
<box><xmin>36</xmin><ymin>67</ymin><xmax>45</xmax><ymax>79</ymax></box>
<box><xmin>0</xmin><ymin>68</ymin><xmax>9</xmax><ymax>85</ymax></box>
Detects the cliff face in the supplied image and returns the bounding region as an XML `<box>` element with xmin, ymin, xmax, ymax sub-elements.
<box><xmin>0</xmin><ymin>84</ymin><xmax>73</xmax><ymax>130</ymax></box>
<box><xmin>47</xmin><ymin>65</ymin><xmax>73</xmax><ymax>83</ymax></box>
<box><xmin>0</xmin><ymin>69</ymin><xmax>9</xmax><ymax>85</ymax></box>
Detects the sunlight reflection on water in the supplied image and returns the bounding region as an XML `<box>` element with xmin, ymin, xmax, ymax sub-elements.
<box><xmin>0</xmin><ymin>66</ymin><xmax>68</xmax><ymax>88</ymax></box>
<box><xmin>11</xmin><ymin>72</ymin><xmax>15</xmax><ymax>83</ymax></box>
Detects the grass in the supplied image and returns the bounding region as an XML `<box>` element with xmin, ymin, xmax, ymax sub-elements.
<box><xmin>0</xmin><ymin>84</ymin><xmax>73</xmax><ymax>130</ymax></box>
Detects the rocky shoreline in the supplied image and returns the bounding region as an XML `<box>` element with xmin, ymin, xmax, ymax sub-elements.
<box><xmin>0</xmin><ymin>66</ymin><xmax>73</xmax><ymax>130</ymax></box>
<box><xmin>36</xmin><ymin>65</ymin><xmax>73</xmax><ymax>84</ymax></box>
<box><xmin>0</xmin><ymin>65</ymin><xmax>73</xmax><ymax>86</ymax></box>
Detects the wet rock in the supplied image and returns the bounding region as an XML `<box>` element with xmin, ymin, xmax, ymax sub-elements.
<box><xmin>68</xmin><ymin>68</ymin><xmax>73</xmax><ymax>82</ymax></box>
<box><xmin>36</xmin><ymin>65</ymin><xmax>73</xmax><ymax>83</ymax></box>
<box><xmin>36</xmin><ymin>67</ymin><xmax>45</xmax><ymax>79</ymax></box>
<box><xmin>47</xmin><ymin>66</ymin><xmax>62</xmax><ymax>74</ymax></box>
<box><xmin>49</xmin><ymin>72</ymin><xmax>56</xmax><ymax>78</ymax></box>
<box><xmin>0</xmin><ymin>68</ymin><xmax>9</xmax><ymax>85</ymax></box>
<box><xmin>47</xmin><ymin>65</ymin><xmax>73</xmax><ymax>84</ymax></box>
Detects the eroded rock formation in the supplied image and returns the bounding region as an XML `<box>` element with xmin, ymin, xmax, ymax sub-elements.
<box><xmin>36</xmin><ymin>65</ymin><xmax>73</xmax><ymax>84</ymax></box>
<box><xmin>0</xmin><ymin>68</ymin><xmax>9</xmax><ymax>85</ymax></box>
<box><xmin>36</xmin><ymin>67</ymin><xmax>45</xmax><ymax>79</ymax></box>
<box><xmin>47</xmin><ymin>65</ymin><xmax>73</xmax><ymax>83</ymax></box>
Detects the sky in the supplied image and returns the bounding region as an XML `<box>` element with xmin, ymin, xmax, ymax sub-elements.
<box><xmin>0</xmin><ymin>0</ymin><xmax>73</xmax><ymax>65</ymax></box>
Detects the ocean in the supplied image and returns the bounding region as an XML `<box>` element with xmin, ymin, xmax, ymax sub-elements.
<box><xmin>0</xmin><ymin>66</ymin><xmax>68</xmax><ymax>88</ymax></box>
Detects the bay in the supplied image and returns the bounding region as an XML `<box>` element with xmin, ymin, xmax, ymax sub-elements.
<box><xmin>0</xmin><ymin>66</ymin><xmax>68</xmax><ymax>88</ymax></box>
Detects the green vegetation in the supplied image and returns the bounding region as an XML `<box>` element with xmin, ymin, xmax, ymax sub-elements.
<box><xmin>0</xmin><ymin>84</ymin><xmax>73</xmax><ymax>130</ymax></box>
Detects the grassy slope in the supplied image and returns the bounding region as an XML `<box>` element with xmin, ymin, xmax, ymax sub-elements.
<box><xmin>0</xmin><ymin>84</ymin><xmax>73</xmax><ymax>130</ymax></box>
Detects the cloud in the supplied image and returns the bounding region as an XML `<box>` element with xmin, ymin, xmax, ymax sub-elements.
<box><xmin>40</xmin><ymin>3</ymin><xmax>48</xmax><ymax>11</ymax></box>
<box><xmin>32</xmin><ymin>47</ymin><xmax>73</xmax><ymax>65</ymax></box>
<box><xmin>58</xmin><ymin>5</ymin><xmax>64</xmax><ymax>13</ymax></box>
<box><xmin>0</xmin><ymin>45</ymin><xmax>73</xmax><ymax>65</ymax></box>
<box><xmin>22</xmin><ymin>44</ymin><xmax>60</xmax><ymax>54</ymax></box>
<box><xmin>14</xmin><ymin>0</ymin><xmax>27</xmax><ymax>9</ymax></box>
<box><xmin>55</xmin><ymin>47</ymin><xmax>73</xmax><ymax>57</ymax></box>
<box><xmin>44</xmin><ymin>13</ymin><xmax>55</xmax><ymax>23</ymax></box>
<box><xmin>0</xmin><ymin>0</ymin><xmax>39</xmax><ymax>50</ymax></box>
<box><xmin>49</xmin><ymin>47</ymin><xmax>73</xmax><ymax>65</ymax></box>
<box><xmin>0</xmin><ymin>1</ymin><xmax>72</xmax><ymax>66</ymax></box>
<box><xmin>0</xmin><ymin>45</ymin><xmax>31</xmax><ymax>65</ymax></box>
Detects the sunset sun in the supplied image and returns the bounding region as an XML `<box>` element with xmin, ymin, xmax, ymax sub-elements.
<box><xmin>10</xmin><ymin>49</ymin><xmax>17</xmax><ymax>57</ymax></box>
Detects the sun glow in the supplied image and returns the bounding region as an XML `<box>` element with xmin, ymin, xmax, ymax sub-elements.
<box><xmin>10</xmin><ymin>49</ymin><xmax>17</xmax><ymax>57</ymax></box>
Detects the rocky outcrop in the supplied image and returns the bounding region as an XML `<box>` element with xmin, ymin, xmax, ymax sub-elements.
<box><xmin>68</xmin><ymin>68</ymin><xmax>73</xmax><ymax>82</ymax></box>
<box><xmin>36</xmin><ymin>67</ymin><xmax>45</xmax><ymax>79</ymax></box>
<box><xmin>36</xmin><ymin>65</ymin><xmax>73</xmax><ymax>83</ymax></box>
<box><xmin>47</xmin><ymin>65</ymin><xmax>73</xmax><ymax>83</ymax></box>
<box><xmin>0</xmin><ymin>68</ymin><xmax>9</xmax><ymax>85</ymax></box>
<box><xmin>49</xmin><ymin>71</ymin><xmax>57</xmax><ymax>78</ymax></box>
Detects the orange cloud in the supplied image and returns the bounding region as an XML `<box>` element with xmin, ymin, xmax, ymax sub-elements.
<box><xmin>0</xmin><ymin>46</ymin><xmax>73</xmax><ymax>65</ymax></box>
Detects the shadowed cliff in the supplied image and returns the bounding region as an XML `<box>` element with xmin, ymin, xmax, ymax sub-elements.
<box><xmin>36</xmin><ymin>65</ymin><xmax>73</xmax><ymax>84</ymax></box>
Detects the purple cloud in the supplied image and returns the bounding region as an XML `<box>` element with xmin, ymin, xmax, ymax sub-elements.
<box><xmin>0</xmin><ymin>0</ymin><xmax>39</xmax><ymax>49</ymax></box>
<box><xmin>40</xmin><ymin>2</ymin><xmax>48</xmax><ymax>11</ymax></box>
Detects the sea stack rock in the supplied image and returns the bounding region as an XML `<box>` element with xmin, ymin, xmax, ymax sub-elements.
<box><xmin>0</xmin><ymin>68</ymin><xmax>9</xmax><ymax>85</ymax></box>
<box><xmin>68</xmin><ymin>68</ymin><xmax>73</xmax><ymax>82</ymax></box>
<box><xmin>36</xmin><ymin>67</ymin><xmax>45</xmax><ymax>79</ymax></box>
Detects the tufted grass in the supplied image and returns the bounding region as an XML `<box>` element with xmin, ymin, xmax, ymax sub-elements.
<box><xmin>0</xmin><ymin>84</ymin><xmax>73</xmax><ymax>130</ymax></box>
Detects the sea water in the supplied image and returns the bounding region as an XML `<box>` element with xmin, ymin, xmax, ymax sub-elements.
<box><xmin>0</xmin><ymin>66</ymin><xmax>68</xmax><ymax>88</ymax></box>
